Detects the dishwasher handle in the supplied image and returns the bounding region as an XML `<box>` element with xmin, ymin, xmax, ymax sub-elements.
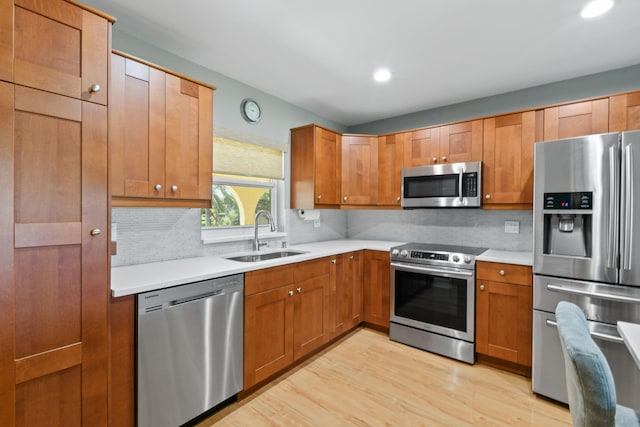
<box><xmin>170</xmin><ymin>289</ymin><xmax>222</xmax><ymax>306</ymax></box>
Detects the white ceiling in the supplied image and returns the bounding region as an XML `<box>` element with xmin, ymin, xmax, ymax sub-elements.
<box><xmin>82</xmin><ymin>0</ymin><xmax>640</xmax><ymax>127</ymax></box>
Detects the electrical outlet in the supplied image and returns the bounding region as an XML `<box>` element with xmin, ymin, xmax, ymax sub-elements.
<box><xmin>504</xmin><ymin>220</ymin><xmax>520</xmax><ymax>234</ymax></box>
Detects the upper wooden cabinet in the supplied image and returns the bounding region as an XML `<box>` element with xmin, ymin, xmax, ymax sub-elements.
<box><xmin>483</xmin><ymin>111</ymin><xmax>543</xmax><ymax>209</ymax></box>
<box><xmin>2</xmin><ymin>0</ymin><xmax>110</xmax><ymax>105</ymax></box>
<box><xmin>543</xmin><ymin>98</ymin><xmax>609</xmax><ymax>141</ymax></box>
<box><xmin>610</xmin><ymin>91</ymin><xmax>640</xmax><ymax>132</ymax></box>
<box><xmin>341</xmin><ymin>135</ymin><xmax>378</xmax><ymax>205</ymax></box>
<box><xmin>377</xmin><ymin>132</ymin><xmax>408</xmax><ymax>206</ymax></box>
<box><xmin>404</xmin><ymin>120</ymin><xmax>482</xmax><ymax>167</ymax></box>
<box><xmin>110</xmin><ymin>52</ymin><xmax>214</xmax><ymax>207</ymax></box>
<box><xmin>291</xmin><ymin>124</ymin><xmax>341</xmax><ymax>209</ymax></box>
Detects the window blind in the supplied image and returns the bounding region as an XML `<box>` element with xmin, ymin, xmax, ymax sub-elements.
<box><xmin>213</xmin><ymin>137</ymin><xmax>284</xmax><ymax>179</ymax></box>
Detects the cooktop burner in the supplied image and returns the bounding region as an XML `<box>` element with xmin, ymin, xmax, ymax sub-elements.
<box><xmin>390</xmin><ymin>242</ymin><xmax>487</xmax><ymax>268</ymax></box>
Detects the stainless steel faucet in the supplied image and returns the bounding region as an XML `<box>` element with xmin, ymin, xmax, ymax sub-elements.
<box><xmin>254</xmin><ymin>210</ymin><xmax>276</xmax><ymax>251</ymax></box>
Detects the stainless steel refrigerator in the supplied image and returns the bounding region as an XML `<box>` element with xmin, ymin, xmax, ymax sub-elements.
<box><xmin>532</xmin><ymin>131</ymin><xmax>640</xmax><ymax>411</ymax></box>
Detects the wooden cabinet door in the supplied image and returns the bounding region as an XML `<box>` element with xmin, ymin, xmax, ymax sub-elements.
<box><xmin>544</xmin><ymin>98</ymin><xmax>608</xmax><ymax>140</ymax></box>
<box><xmin>610</xmin><ymin>91</ymin><xmax>640</xmax><ymax>131</ymax></box>
<box><xmin>377</xmin><ymin>133</ymin><xmax>407</xmax><ymax>206</ymax></box>
<box><xmin>439</xmin><ymin>120</ymin><xmax>483</xmax><ymax>164</ymax></box>
<box><xmin>341</xmin><ymin>135</ymin><xmax>378</xmax><ymax>205</ymax></box>
<box><xmin>483</xmin><ymin>111</ymin><xmax>543</xmax><ymax>209</ymax></box>
<box><xmin>244</xmin><ymin>285</ymin><xmax>295</xmax><ymax>389</ymax></box>
<box><xmin>330</xmin><ymin>254</ymin><xmax>349</xmax><ymax>337</ymax></box>
<box><xmin>314</xmin><ymin>127</ymin><xmax>341</xmax><ymax>206</ymax></box>
<box><xmin>165</xmin><ymin>74</ymin><xmax>213</xmax><ymax>201</ymax></box>
<box><xmin>0</xmin><ymin>0</ymin><xmax>12</xmax><ymax>81</ymax></box>
<box><xmin>363</xmin><ymin>251</ymin><xmax>390</xmax><ymax>328</ymax></box>
<box><xmin>12</xmin><ymin>0</ymin><xmax>108</xmax><ymax>104</ymax></box>
<box><xmin>293</xmin><ymin>274</ymin><xmax>329</xmax><ymax>360</ymax></box>
<box><xmin>405</xmin><ymin>127</ymin><xmax>440</xmax><ymax>166</ymax></box>
<box><xmin>476</xmin><ymin>280</ymin><xmax>532</xmax><ymax>367</ymax></box>
<box><xmin>1</xmin><ymin>83</ymin><xmax>109</xmax><ymax>426</ymax></box>
<box><xmin>348</xmin><ymin>251</ymin><xmax>364</xmax><ymax>326</ymax></box>
<box><xmin>110</xmin><ymin>54</ymin><xmax>166</xmax><ymax>198</ymax></box>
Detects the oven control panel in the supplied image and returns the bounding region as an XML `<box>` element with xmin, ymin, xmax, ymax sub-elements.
<box><xmin>411</xmin><ymin>251</ymin><xmax>449</xmax><ymax>261</ymax></box>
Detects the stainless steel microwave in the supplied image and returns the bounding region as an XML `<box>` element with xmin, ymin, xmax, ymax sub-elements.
<box><xmin>401</xmin><ymin>161</ymin><xmax>482</xmax><ymax>208</ymax></box>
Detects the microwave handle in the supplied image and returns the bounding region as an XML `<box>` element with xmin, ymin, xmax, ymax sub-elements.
<box><xmin>458</xmin><ymin>168</ymin><xmax>463</xmax><ymax>202</ymax></box>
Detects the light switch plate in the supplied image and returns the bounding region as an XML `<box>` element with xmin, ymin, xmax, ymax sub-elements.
<box><xmin>504</xmin><ymin>220</ymin><xmax>520</xmax><ymax>234</ymax></box>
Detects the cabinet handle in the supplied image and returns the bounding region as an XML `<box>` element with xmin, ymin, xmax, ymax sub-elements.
<box><xmin>317</xmin><ymin>194</ymin><xmax>322</xmax><ymax>200</ymax></box>
<box><xmin>288</xmin><ymin>290</ymin><xmax>294</xmax><ymax>296</ymax></box>
<box><xmin>88</xmin><ymin>84</ymin><xmax>101</xmax><ymax>93</ymax></box>
<box><xmin>154</xmin><ymin>184</ymin><xmax>163</xmax><ymax>191</ymax></box>
<box><xmin>432</xmin><ymin>157</ymin><xmax>438</xmax><ymax>163</ymax></box>
<box><xmin>480</xmin><ymin>284</ymin><xmax>485</xmax><ymax>291</ymax></box>
<box><xmin>485</xmin><ymin>194</ymin><xmax>491</xmax><ymax>200</ymax></box>
<box><xmin>499</xmin><ymin>269</ymin><xmax>505</xmax><ymax>276</ymax></box>
<box><xmin>171</xmin><ymin>185</ymin><xmax>178</xmax><ymax>192</ymax></box>
<box><xmin>296</xmin><ymin>287</ymin><xmax>302</xmax><ymax>293</ymax></box>
<box><xmin>90</xmin><ymin>228</ymin><xmax>101</xmax><ymax>236</ymax></box>
<box><xmin>343</xmin><ymin>196</ymin><xmax>348</xmax><ymax>202</ymax></box>
<box><xmin>349</xmin><ymin>255</ymin><xmax>354</xmax><ymax>260</ymax></box>
<box><xmin>331</xmin><ymin>259</ymin><xmax>336</xmax><ymax>264</ymax></box>
<box><xmin>441</xmin><ymin>155</ymin><xmax>447</xmax><ymax>162</ymax></box>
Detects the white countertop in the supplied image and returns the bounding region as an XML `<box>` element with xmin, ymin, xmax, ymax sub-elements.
<box><xmin>111</xmin><ymin>240</ymin><xmax>534</xmax><ymax>297</ymax></box>
<box><xmin>476</xmin><ymin>249</ymin><xmax>533</xmax><ymax>266</ymax></box>
<box><xmin>618</xmin><ymin>321</ymin><xmax>640</xmax><ymax>370</ymax></box>
<box><xmin>111</xmin><ymin>240</ymin><xmax>403</xmax><ymax>297</ymax></box>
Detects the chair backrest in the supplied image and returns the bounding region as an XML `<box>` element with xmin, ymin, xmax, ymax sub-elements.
<box><xmin>555</xmin><ymin>301</ymin><xmax>617</xmax><ymax>427</ymax></box>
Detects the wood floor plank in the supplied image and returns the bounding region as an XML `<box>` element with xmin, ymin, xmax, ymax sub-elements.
<box><xmin>198</xmin><ymin>328</ymin><xmax>570</xmax><ymax>426</ymax></box>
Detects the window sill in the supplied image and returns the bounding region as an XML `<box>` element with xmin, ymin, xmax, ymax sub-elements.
<box><xmin>201</xmin><ymin>230</ymin><xmax>287</xmax><ymax>245</ymax></box>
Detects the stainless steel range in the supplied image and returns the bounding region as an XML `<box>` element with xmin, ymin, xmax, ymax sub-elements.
<box><xmin>389</xmin><ymin>243</ymin><xmax>487</xmax><ymax>364</ymax></box>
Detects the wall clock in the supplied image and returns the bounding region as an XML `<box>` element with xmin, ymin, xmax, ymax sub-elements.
<box><xmin>241</xmin><ymin>98</ymin><xmax>261</xmax><ymax>123</ymax></box>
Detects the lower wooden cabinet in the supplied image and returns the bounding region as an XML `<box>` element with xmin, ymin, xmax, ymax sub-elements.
<box><xmin>330</xmin><ymin>251</ymin><xmax>363</xmax><ymax>338</ymax></box>
<box><xmin>476</xmin><ymin>261</ymin><xmax>532</xmax><ymax>375</ymax></box>
<box><xmin>244</xmin><ymin>258</ymin><xmax>331</xmax><ymax>389</ymax></box>
<box><xmin>362</xmin><ymin>250</ymin><xmax>390</xmax><ymax>329</ymax></box>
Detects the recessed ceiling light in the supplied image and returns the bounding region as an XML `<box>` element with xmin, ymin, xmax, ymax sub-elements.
<box><xmin>374</xmin><ymin>69</ymin><xmax>391</xmax><ymax>82</ymax></box>
<box><xmin>581</xmin><ymin>0</ymin><xmax>614</xmax><ymax>18</ymax></box>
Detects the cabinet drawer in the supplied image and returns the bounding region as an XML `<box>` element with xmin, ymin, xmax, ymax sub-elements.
<box><xmin>245</xmin><ymin>264</ymin><xmax>295</xmax><ymax>295</ymax></box>
<box><xmin>476</xmin><ymin>261</ymin><xmax>532</xmax><ymax>286</ymax></box>
<box><xmin>294</xmin><ymin>257</ymin><xmax>330</xmax><ymax>282</ymax></box>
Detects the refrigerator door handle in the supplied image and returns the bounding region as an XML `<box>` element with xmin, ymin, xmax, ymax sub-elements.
<box><xmin>622</xmin><ymin>144</ymin><xmax>633</xmax><ymax>271</ymax></box>
<box><xmin>607</xmin><ymin>145</ymin><xmax>619</xmax><ymax>269</ymax></box>
<box><xmin>546</xmin><ymin>282</ymin><xmax>640</xmax><ymax>304</ymax></box>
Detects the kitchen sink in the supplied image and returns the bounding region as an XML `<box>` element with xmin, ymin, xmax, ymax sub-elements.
<box><xmin>225</xmin><ymin>250</ymin><xmax>308</xmax><ymax>263</ymax></box>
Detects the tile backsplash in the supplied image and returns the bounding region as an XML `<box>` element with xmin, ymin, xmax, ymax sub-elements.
<box><xmin>111</xmin><ymin>207</ymin><xmax>531</xmax><ymax>267</ymax></box>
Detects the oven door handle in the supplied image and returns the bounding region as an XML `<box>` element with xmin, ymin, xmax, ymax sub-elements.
<box><xmin>391</xmin><ymin>262</ymin><xmax>474</xmax><ymax>278</ymax></box>
<box><xmin>545</xmin><ymin>319</ymin><xmax>624</xmax><ymax>344</ymax></box>
<box><xmin>546</xmin><ymin>283</ymin><xmax>640</xmax><ymax>304</ymax></box>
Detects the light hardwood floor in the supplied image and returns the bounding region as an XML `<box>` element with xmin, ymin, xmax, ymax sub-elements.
<box><xmin>198</xmin><ymin>328</ymin><xmax>571</xmax><ymax>426</ymax></box>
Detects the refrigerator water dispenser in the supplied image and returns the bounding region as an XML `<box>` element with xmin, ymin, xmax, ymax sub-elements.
<box><xmin>541</xmin><ymin>192</ymin><xmax>593</xmax><ymax>258</ymax></box>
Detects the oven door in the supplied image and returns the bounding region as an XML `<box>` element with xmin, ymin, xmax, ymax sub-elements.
<box><xmin>390</xmin><ymin>262</ymin><xmax>475</xmax><ymax>342</ymax></box>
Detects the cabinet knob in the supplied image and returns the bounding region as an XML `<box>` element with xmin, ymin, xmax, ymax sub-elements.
<box><xmin>88</xmin><ymin>84</ymin><xmax>101</xmax><ymax>93</ymax></box>
<box><xmin>343</xmin><ymin>196</ymin><xmax>348</xmax><ymax>201</ymax></box>
<box><xmin>317</xmin><ymin>194</ymin><xmax>322</xmax><ymax>200</ymax></box>
<box><xmin>485</xmin><ymin>194</ymin><xmax>491</xmax><ymax>200</ymax></box>
<box><xmin>171</xmin><ymin>185</ymin><xmax>178</xmax><ymax>192</ymax></box>
<box><xmin>397</xmin><ymin>196</ymin><xmax>401</xmax><ymax>201</ymax></box>
<box><xmin>499</xmin><ymin>269</ymin><xmax>505</xmax><ymax>276</ymax></box>
<box><xmin>432</xmin><ymin>157</ymin><xmax>438</xmax><ymax>163</ymax></box>
<box><xmin>288</xmin><ymin>290</ymin><xmax>294</xmax><ymax>296</ymax></box>
<box><xmin>441</xmin><ymin>155</ymin><xmax>447</xmax><ymax>162</ymax></box>
<box><xmin>480</xmin><ymin>284</ymin><xmax>485</xmax><ymax>291</ymax></box>
<box><xmin>331</xmin><ymin>259</ymin><xmax>336</xmax><ymax>264</ymax></box>
<box><xmin>154</xmin><ymin>184</ymin><xmax>163</xmax><ymax>191</ymax></box>
<box><xmin>90</xmin><ymin>228</ymin><xmax>101</xmax><ymax>236</ymax></box>
<box><xmin>296</xmin><ymin>287</ymin><xmax>302</xmax><ymax>293</ymax></box>
<box><xmin>349</xmin><ymin>255</ymin><xmax>354</xmax><ymax>260</ymax></box>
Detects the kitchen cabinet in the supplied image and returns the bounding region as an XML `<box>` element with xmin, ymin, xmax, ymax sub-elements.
<box><xmin>482</xmin><ymin>110</ymin><xmax>543</xmax><ymax>210</ymax></box>
<box><xmin>291</xmin><ymin>124</ymin><xmax>341</xmax><ymax>209</ymax></box>
<box><xmin>476</xmin><ymin>261</ymin><xmax>533</xmax><ymax>376</ymax></box>
<box><xmin>244</xmin><ymin>258</ymin><xmax>331</xmax><ymax>389</ymax></box>
<box><xmin>341</xmin><ymin>135</ymin><xmax>378</xmax><ymax>206</ymax></box>
<box><xmin>110</xmin><ymin>51</ymin><xmax>214</xmax><ymax>207</ymax></box>
<box><xmin>543</xmin><ymin>98</ymin><xmax>609</xmax><ymax>141</ymax></box>
<box><xmin>404</xmin><ymin>120</ymin><xmax>482</xmax><ymax>167</ymax></box>
<box><xmin>610</xmin><ymin>90</ymin><xmax>640</xmax><ymax>132</ymax></box>
<box><xmin>330</xmin><ymin>252</ymin><xmax>363</xmax><ymax>338</ymax></box>
<box><xmin>0</xmin><ymin>2</ymin><xmax>112</xmax><ymax>424</ymax></box>
<box><xmin>362</xmin><ymin>250</ymin><xmax>390</xmax><ymax>329</ymax></box>
<box><xmin>377</xmin><ymin>133</ymin><xmax>407</xmax><ymax>206</ymax></box>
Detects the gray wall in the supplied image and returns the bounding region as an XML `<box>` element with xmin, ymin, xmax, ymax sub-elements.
<box><xmin>348</xmin><ymin>64</ymin><xmax>640</xmax><ymax>134</ymax></box>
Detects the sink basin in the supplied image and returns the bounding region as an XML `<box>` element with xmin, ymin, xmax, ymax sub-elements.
<box><xmin>225</xmin><ymin>250</ymin><xmax>308</xmax><ymax>263</ymax></box>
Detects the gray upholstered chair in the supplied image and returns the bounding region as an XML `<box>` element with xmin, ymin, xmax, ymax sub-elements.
<box><xmin>555</xmin><ymin>301</ymin><xmax>640</xmax><ymax>427</ymax></box>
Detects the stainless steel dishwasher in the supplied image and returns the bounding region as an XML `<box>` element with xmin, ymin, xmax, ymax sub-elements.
<box><xmin>137</xmin><ymin>273</ymin><xmax>243</xmax><ymax>427</ymax></box>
